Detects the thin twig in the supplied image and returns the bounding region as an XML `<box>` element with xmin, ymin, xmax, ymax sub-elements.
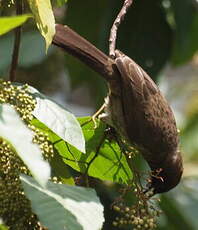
<box><xmin>109</xmin><ymin>0</ymin><xmax>133</xmax><ymax>58</ymax></box>
<box><xmin>9</xmin><ymin>0</ymin><xmax>23</xmax><ymax>82</ymax></box>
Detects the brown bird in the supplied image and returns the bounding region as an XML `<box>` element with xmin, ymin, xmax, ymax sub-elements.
<box><xmin>53</xmin><ymin>24</ymin><xmax>183</xmax><ymax>194</ymax></box>
<box><xmin>109</xmin><ymin>50</ymin><xmax>183</xmax><ymax>194</ymax></box>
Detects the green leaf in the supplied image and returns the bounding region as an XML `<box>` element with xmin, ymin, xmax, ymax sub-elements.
<box><xmin>0</xmin><ymin>15</ymin><xmax>32</xmax><ymax>35</ymax></box>
<box><xmin>27</xmin><ymin>0</ymin><xmax>55</xmax><ymax>50</ymax></box>
<box><xmin>31</xmin><ymin>117</ymin><xmax>132</xmax><ymax>183</ymax></box>
<box><xmin>0</xmin><ymin>224</ymin><xmax>8</xmax><ymax>230</ymax></box>
<box><xmin>50</xmin><ymin>150</ymin><xmax>75</xmax><ymax>185</ymax></box>
<box><xmin>49</xmin><ymin>117</ymin><xmax>132</xmax><ymax>184</ymax></box>
<box><xmin>21</xmin><ymin>174</ymin><xmax>104</xmax><ymax>230</ymax></box>
<box><xmin>30</xmin><ymin>118</ymin><xmax>74</xmax><ymax>185</ymax></box>
<box><xmin>30</xmin><ymin>88</ymin><xmax>85</xmax><ymax>153</ymax></box>
<box><xmin>0</xmin><ymin>104</ymin><xmax>50</xmax><ymax>187</ymax></box>
<box><xmin>0</xmin><ymin>219</ymin><xmax>8</xmax><ymax>230</ymax></box>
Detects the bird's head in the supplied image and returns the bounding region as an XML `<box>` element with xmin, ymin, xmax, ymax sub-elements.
<box><xmin>147</xmin><ymin>150</ymin><xmax>183</xmax><ymax>195</ymax></box>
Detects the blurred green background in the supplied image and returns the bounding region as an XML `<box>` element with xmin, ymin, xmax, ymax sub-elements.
<box><xmin>1</xmin><ymin>0</ymin><xmax>198</xmax><ymax>229</ymax></box>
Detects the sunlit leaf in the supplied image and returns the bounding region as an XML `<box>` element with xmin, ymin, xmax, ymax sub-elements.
<box><xmin>27</xmin><ymin>0</ymin><xmax>55</xmax><ymax>50</ymax></box>
<box><xmin>0</xmin><ymin>224</ymin><xmax>8</xmax><ymax>230</ymax></box>
<box><xmin>35</xmin><ymin>116</ymin><xmax>132</xmax><ymax>184</ymax></box>
<box><xmin>30</xmin><ymin>118</ymin><xmax>74</xmax><ymax>185</ymax></box>
<box><xmin>0</xmin><ymin>219</ymin><xmax>8</xmax><ymax>230</ymax></box>
<box><xmin>21</xmin><ymin>174</ymin><xmax>104</xmax><ymax>230</ymax></box>
<box><xmin>0</xmin><ymin>15</ymin><xmax>31</xmax><ymax>35</ymax></box>
<box><xmin>29</xmin><ymin>87</ymin><xmax>85</xmax><ymax>153</ymax></box>
<box><xmin>0</xmin><ymin>104</ymin><xmax>50</xmax><ymax>187</ymax></box>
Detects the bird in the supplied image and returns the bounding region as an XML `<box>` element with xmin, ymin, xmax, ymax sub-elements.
<box><xmin>53</xmin><ymin>24</ymin><xmax>183</xmax><ymax>194</ymax></box>
<box><xmin>107</xmin><ymin>50</ymin><xmax>183</xmax><ymax>194</ymax></box>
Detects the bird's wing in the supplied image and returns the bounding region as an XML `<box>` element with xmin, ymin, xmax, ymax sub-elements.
<box><xmin>115</xmin><ymin>50</ymin><xmax>158</xmax><ymax>100</ymax></box>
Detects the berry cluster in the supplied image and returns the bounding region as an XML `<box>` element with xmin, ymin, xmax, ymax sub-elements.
<box><xmin>0</xmin><ymin>80</ymin><xmax>53</xmax><ymax>229</ymax></box>
<box><xmin>0</xmin><ymin>80</ymin><xmax>35</xmax><ymax>122</ymax></box>
<box><xmin>31</xmin><ymin>124</ymin><xmax>54</xmax><ymax>160</ymax></box>
<box><xmin>112</xmin><ymin>180</ymin><xmax>162</xmax><ymax>230</ymax></box>
<box><xmin>112</xmin><ymin>200</ymin><xmax>161</xmax><ymax>230</ymax></box>
<box><xmin>0</xmin><ymin>138</ymin><xmax>45</xmax><ymax>229</ymax></box>
<box><xmin>0</xmin><ymin>80</ymin><xmax>54</xmax><ymax>159</ymax></box>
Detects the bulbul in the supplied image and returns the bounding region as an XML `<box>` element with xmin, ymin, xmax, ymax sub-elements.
<box><xmin>53</xmin><ymin>24</ymin><xmax>183</xmax><ymax>194</ymax></box>
<box><xmin>111</xmin><ymin>50</ymin><xmax>183</xmax><ymax>194</ymax></box>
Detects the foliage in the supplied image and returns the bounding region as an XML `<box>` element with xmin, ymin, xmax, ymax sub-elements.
<box><xmin>0</xmin><ymin>103</ymin><xmax>50</xmax><ymax>187</ymax></box>
<box><xmin>21</xmin><ymin>174</ymin><xmax>104</xmax><ymax>230</ymax></box>
<box><xmin>0</xmin><ymin>80</ymin><xmax>106</xmax><ymax>229</ymax></box>
<box><xmin>27</xmin><ymin>0</ymin><xmax>55</xmax><ymax>50</ymax></box>
<box><xmin>0</xmin><ymin>15</ymin><xmax>31</xmax><ymax>35</ymax></box>
<box><xmin>31</xmin><ymin>116</ymin><xmax>133</xmax><ymax>184</ymax></box>
<box><xmin>0</xmin><ymin>0</ymin><xmax>198</xmax><ymax>230</ymax></box>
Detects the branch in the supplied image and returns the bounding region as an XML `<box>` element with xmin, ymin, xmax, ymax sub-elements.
<box><xmin>109</xmin><ymin>0</ymin><xmax>133</xmax><ymax>57</ymax></box>
<box><xmin>9</xmin><ymin>0</ymin><xmax>23</xmax><ymax>82</ymax></box>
